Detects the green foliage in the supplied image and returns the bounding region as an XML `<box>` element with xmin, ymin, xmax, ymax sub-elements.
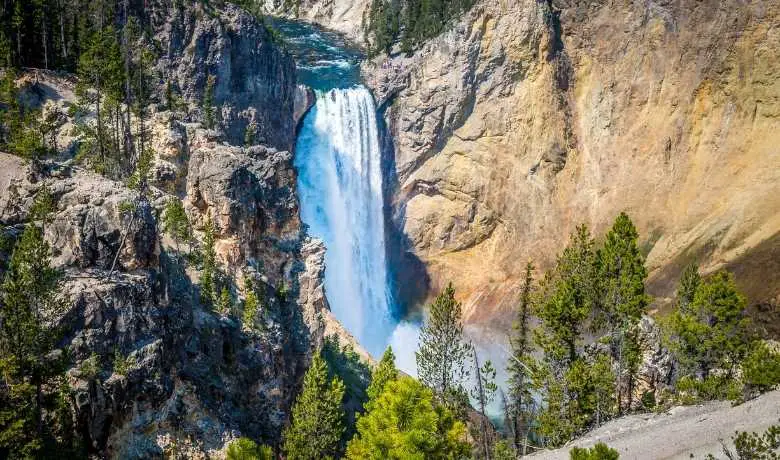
<box><xmin>203</xmin><ymin>74</ymin><xmax>216</xmax><ymax>129</ymax></box>
<box><xmin>569</xmin><ymin>442</ymin><xmax>620</xmax><ymax>460</ymax></box>
<box><xmin>226</xmin><ymin>437</ymin><xmax>273</xmax><ymax>460</ymax></box>
<box><xmin>366</xmin><ymin>347</ymin><xmax>398</xmax><ymax>407</ymax></box>
<box><xmin>78</xmin><ymin>353</ymin><xmax>101</xmax><ymax>380</ymax></box>
<box><xmin>535</xmin><ymin>224</ymin><xmax>598</xmax><ymax>366</ymax></box>
<box><xmin>363</xmin><ymin>0</ymin><xmax>475</xmax><ymax>55</ymax></box>
<box><xmin>242</xmin><ymin>290</ymin><xmax>261</xmax><ymax>331</ymax></box>
<box><xmin>112</xmin><ymin>348</ymin><xmax>136</xmax><ymax>376</ymax></box>
<box><xmin>217</xmin><ymin>287</ymin><xmax>233</xmax><ymax>315</ymax></box>
<box><xmin>345</xmin><ymin>376</ymin><xmax>471</xmax><ymax>459</ymax></box>
<box><xmin>200</xmin><ymin>217</ymin><xmax>217</xmax><ymax>306</ymax></box>
<box><xmin>283</xmin><ymin>353</ymin><xmax>346</xmax><ymax>460</ymax></box>
<box><xmin>0</xmin><ymin>220</ymin><xmax>77</xmax><ymax>457</ymax></box>
<box><xmin>676</xmin><ymin>263</ymin><xmax>701</xmax><ymax>314</ymax></box>
<box><xmin>731</xmin><ymin>423</ymin><xmax>780</xmax><ymax>460</ymax></box>
<box><xmin>710</xmin><ymin>422</ymin><xmax>780</xmax><ymax>460</ymax></box>
<box><xmin>118</xmin><ymin>199</ymin><xmax>137</xmax><ymax>217</ymax></box>
<box><xmin>597</xmin><ymin>212</ymin><xmax>650</xmax><ymax>413</ymax></box>
<box><xmin>162</xmin><ymin>198</ymin><xmax>191</xmax><ymax>251</ymax></box>
<box><xmin>507</xmin><ymin>261</ymin><xmax>537</xmax><ymax>453</ymax></box>
<box><xmin>742</xmin><ymin>342</ymin><xmax>780</xmax><ymax>394</ymax></box>
<box><xmin>666</xmin><ymin>271</ymin><xmax>752</xmax><ymax>381</ymax></box>
<box><xmin>244</xmin><ymin>122</ymin><xmax>257</xmax><ymax>146</ymax></box>
<box><xmin>29</xmin><ymin>184</ymin><xmax>55</xmax><ymax>226</ymax></box>
<box><xmin>321</xmin><ymin>336</ymin><xmax>372</xmax><ymax>448</ymax></box>
<box><xmin>75</xmin><ymin>26</ymin><xmax>125</xmax><ymax>176</ymax></box>
<box><xmin>492</xmin><ymin>439</ymin><xmax>517</xmax><ymax>460</ymax></box>
<box><xmin>127</xmin><ymin>147</ymin><xmax>154</xmax><ymax>191</ymax></box>
<box><xmin>416</xmin><ymin>282</ymin><xmax>470</xmax><ymax>410</ymax></box>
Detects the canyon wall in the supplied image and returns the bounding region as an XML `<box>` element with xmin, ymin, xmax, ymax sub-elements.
<box><xmin>361</xmin><ymin>0</ymin><xmax>780</xmax><ymax>327</ymax></box>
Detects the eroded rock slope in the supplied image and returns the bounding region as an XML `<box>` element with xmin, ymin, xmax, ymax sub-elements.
<box><xmin>362</xmin><ymin>0</ymin><xmax>780</xmax><ymax>324</ymax></box>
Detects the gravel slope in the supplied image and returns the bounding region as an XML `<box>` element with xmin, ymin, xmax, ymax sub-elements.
<box><xmin>530</xmin><ymin>390</ymin><xmax>780</xmax><ymax>460</ymax></box>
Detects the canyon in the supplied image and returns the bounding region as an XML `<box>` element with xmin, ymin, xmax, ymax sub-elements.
<box><xmin>2</xmin><ymin>0</ymin><xmax>780</xmax><ymax>456</ymax></box>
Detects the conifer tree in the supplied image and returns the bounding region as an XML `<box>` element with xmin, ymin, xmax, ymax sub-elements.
<box><xmin>283</xmin><ymin>354</ymin><xmax>345</xmax><ymax>460</ymax></box>
<box><xmin>676</xmin><ymin>263</ymin><xmax>700</xmax><ymax>314</ymax></box>
<box><xmin>0</xmin><ymin>198</ymin><xmax>73</xmax><ymax>457</ymax></box>
<box><xmin>217</xmin><ymin>287</ymin><xmax>232</xmax><ymax>316</ymax></box>
<box><xmin>200</xmin><ymin>216</ymin><xmax>217</xmax><ymax>306</ymax></box>
<box><xmin>507</xmin><ymin>261</ymin><xmax>536</xmax><ymax>455</ymax></box>
<box><xmin>345</xmin><ymin>376</ymin><xmax>470</xmax><ymax>459</ymax></box>
<box><xmin>203</xmin><ymin>74</ymin><xmax>216</xmax><ymax>130</ymax></box>
<box><xmin>667</xmin><ymin>270</ymin><xmax>752</xmax><ymax>381</ymax></box>
<box><xmin>533</xmin><ymin>225</ymin><xmax>614</xmax><ymax>446</ymax></box>
<box><xmin>471</xmin><ymin>346</ymin><xmax>498</xmax><ymax>459</ymax></box>
<box><xmin>416</xmin><ymin>282</ymin><xmax>470</xmax><ymax>410</ymax></box>
<box><xmin>535</xmin><ymin>225</ymin><xmax>597</xmax><ymax>367</ymax></box>
<box><xmin>597</xmin><ymin>212</ymin><xmax>649</xmax><ymax>413</ymax></box>
<box><xmin>226</xmin><ymin>437</ymin><xmax>273</xmax><ymax>460</ymax></box>
<box><xmin>162</xmin><ymin>198</ymin><xmax>191</xmax><ymax>252</ymax></box>
<box><xmin>242</xmin><ymin>290</ymin><xmax>260</xmax><ymax>331</ymax></box>
<box><xmin>366</xmin><ymin>347</ymin><xmax>398</xmax><ymax>406</ymax></box>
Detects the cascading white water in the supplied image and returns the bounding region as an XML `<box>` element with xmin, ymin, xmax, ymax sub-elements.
<box><xmin>295</xmin><ymin>87</ymin><xmax>396</xmax><ymax>357</ymax></box>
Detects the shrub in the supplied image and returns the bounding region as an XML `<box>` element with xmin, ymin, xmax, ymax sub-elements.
<box><xmin>570</xmin><ymin>442</ymin><xmax>620</xmax><ymax>460</ymax></box>
<box><xmin>742</xmin><ymin>342</ymin><xmax>780</xmax><ymax>395</ymax></box>
<box><xmin>226</xmin><ymin>437</ymin><xmax>273</xmax><ymax>460</ymax></box>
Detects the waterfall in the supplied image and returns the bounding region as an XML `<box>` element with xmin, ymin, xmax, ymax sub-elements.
<box><xmin>295</xmin><ymin>86</ymin><xmax>396</xmax><ymax>357</ymax></box>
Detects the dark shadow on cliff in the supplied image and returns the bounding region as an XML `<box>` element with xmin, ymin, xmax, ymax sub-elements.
<box><xmin>376</xmin><ymin>98</ymin><xmax>431</xmax><ymax>318</ymax></box>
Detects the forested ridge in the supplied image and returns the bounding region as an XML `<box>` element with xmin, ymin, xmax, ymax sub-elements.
<box><xmin>363</xmin><ymin>0</ymin><xmax>475</xmax><ymax>54</ymax></box>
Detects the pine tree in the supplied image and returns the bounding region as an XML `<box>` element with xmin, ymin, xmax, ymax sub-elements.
<box><xmin>533</xmin><ymin>224</ymin><xmax>614</xmax><ymax>446</ymax></box>
<box><xmin>345</xmin><ymin>376</ymin><xmax>470</xmax><ymax>459</ymax></box>
<box><xmin>283</xmin><ymin>354</ymin><xmax>345</xmax><ymax>460</ymax></box>
<box><xmin>507</xmin><ymin>261</ymin><xmax>536</xmax><ymax>455</ymax></box>
<box><xmin>597</xmin><ymin>212</ymin><xmax>649</xmax><ymax>413</ymax></box>
<box><xmin>0</xmin><ymin>213</ymin><xmax>72</xmax><ymax>456</ymax></box>
<box><xmin>162</xmin><ymin>198</ymin><xmax>191</xmax><ymax>252</ymax></box>
<box><xmin>471</xmin><ymin>346</ymin><xmax>498</xmax><ymax>460</ymax></box>
<box><xmin>416</xmin><ymin>282</ymin><xmax>470</xmax><ymax>410</ymax></box>
<box><xmin>676</xmin><ymin>263</ymin><xmax>700</xmax><ymax>314</ymax></box>
<box><xmin>535</xmin><ymin>225</ymin><xmax>597</xmax><ymax>367</ymax></box>
<box><xmin>666</xmin><ymin>270</ymin><xmax>752</xmax><ymax>382</ymax></box>
<box><xmin>242</xmin><ymin>290</ymin><xmax>260</xmax><ymax>331</ymax></box>
<box><xmin>203</xmin><ymin>74</ymin><xmax>216</xmax><ymax>130</ymax></box>
<box><xmin>366</xmin><ymin>347</ymin><xmax>398</xmax><ymax>406</ymax></box>
<box><xmin>200</xmin><ymin>216</ymin><xmax>217</xmax><ymax>306</ymax></box>
<box><xmin>217</xmin><ymin>287</ymin><xmax>232</xmax><ymax>315</ymax></box>
<box><xmin>226</xmin><ymin>437</ymin><xmax>273</xmax><ymax>460</ymax></box>
<box><xmin>75</xmin><ymin>26</ymin><xmax>123</xmax><ymax>175</ymax></box>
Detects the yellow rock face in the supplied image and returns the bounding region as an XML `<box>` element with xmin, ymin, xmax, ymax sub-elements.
<box><xmin>366</xmin><ymin>0</ymin><xmax>780</xmax><ymax>326</ymax></box>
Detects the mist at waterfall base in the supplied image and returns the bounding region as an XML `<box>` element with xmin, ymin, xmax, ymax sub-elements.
<box><xmin>279</xmin><ymin>19</ymin><xmax>423</xmax><ymax>372</ymax></box>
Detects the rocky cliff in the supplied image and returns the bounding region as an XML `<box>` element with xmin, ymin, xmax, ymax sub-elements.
<box><xmin>362</xmin><ymin>0</ymin><xmax>780</xmax><ymax>326</ymax></box>
<box><xmin>0</xmin><ymin>1</ymin><xmax>353</xmax><ymax>456</ymax></box>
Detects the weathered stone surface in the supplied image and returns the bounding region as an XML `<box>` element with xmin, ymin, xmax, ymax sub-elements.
<box><xmin>151</xmin><ymin>1</ymin><xmax>297</xmax><ymax>151</ymax></box>
<box><xmin>185</xmin><ymin>139</ymin><xmax>301</xmax><ymax>278</ymax></box>
<box><xmin>363</xmin><ymin>0</ymin><xmax>780</xmax><ymax>326</ymax></box>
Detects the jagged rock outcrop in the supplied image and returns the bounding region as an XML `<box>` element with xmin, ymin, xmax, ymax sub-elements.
<box><xmin>0</xmin><ymin>1</ymin><xmax>363</xmax><ymax>456</ymax></box>
<box><xmin>363</xmin><ymin>0</ymin><xmax>780</xmax><ymax>326</ymax></box>
<box><xmin>0</xmin><ymin>153</ymin><xmax>313</xmax><ymax>456</ymax></box>
<box><xmin>151</xmin><ymin>1</ymin><xmax>297</xmax><ymax>150</ymax></box>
